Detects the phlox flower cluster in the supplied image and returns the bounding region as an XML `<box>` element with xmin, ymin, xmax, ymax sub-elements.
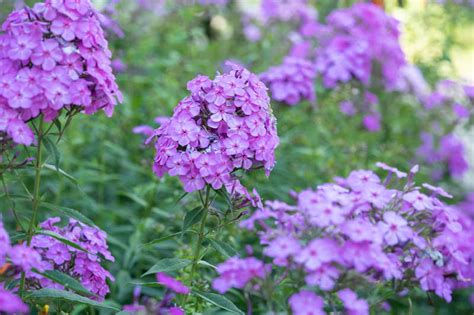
<box><xmin>213</xmin><ymin>164</ymin><xmax>474</xmax><ymax>313</ymax></box>
<box><xmin>260</xmin><ymin>56</ymin><xmax>316</xmax><ymax>106</ymax></box>
<box><xmin>122</xmin><ymin>273</ymin><xmax>188</xmax><ymax>314</ymax></box>
<box><xmin>417</xmin><ymin>132</ymin><xmax>469</xmax><ymax>179</ymax></box>
<box><xmin>28</xmin><ymin>217</ymin><xmax>115</xmax><ymax>299</ymax></box>
<box><xmin>0</xmin><ymin>0</ymin><xmax>122</xmax><ymax>146</ymax></box>
<box><xmin>239</xmin><ymin>0</ymin><xmax>317</xmax><ymax>42</ymax></box>
<box><xmin>151</xmin><ymin>62</ymin><xmax>279</xmax><ymax>195</ymax></box>
<box><xmin>415</xmin><ymin>80</ymin><xmax>473</xmax><ymax>179</ymax></box>
<box><xmin>314</xmin><ymin>3</ymin><xmax>406</xmax><ymax>89</ymax></box>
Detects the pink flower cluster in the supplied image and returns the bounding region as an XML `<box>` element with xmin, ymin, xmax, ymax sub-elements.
<box><xmin>29</xmin><ymin>217</ymin><xmax>115</xmax><ymax>299</ymax></box>
<box><xmin>0</xmin><ymin>0</ymin><xmax>122</xmax><ymax>146</ymax></box>
<box><xmin>151</xmin><ymin>62</ymin><xmax>279</xmax><ymax>194</ymax></box>
<box><xmin>260</xmin><ymin>56</ymin><xmax>316</xmax><ymax>106</ymax></box>
<box><xmin>213</xmin><ymin>164</ymin><xmax>474</xmax><ymax>312</ymax></box>
<box><xmin>314</xmin><ymin>3</ymin><xmax>406</xmax><ymax>89</ymax></box>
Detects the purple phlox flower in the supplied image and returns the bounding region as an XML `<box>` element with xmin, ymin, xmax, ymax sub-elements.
<box><xmin>375</xmin><ymin>162</ymin><xmax>407</xmax><ymax>178</ymax></box>
<box><xmin>289</xmin><ymin>290</ymin><xmax>325</xmax><ymax>315</ymax></box>
<box><xmin>156</xmin><ymin>273</ymin><xmax>190</xmax><ymax>295</ymax></box>
<box><xmin>378</xmin><ymin>211</ymin><xmax>413</xmax><ymax>245</ymax></box>
<box><xmin>422</xmin><ymin>183</ymin><xmax>453</xmax><ymax>199</ymax></box>
<box><xmin>338</xmin><ymin>288</ymin><xmax>369</xmax><ymax>315</ymax></box>
<box><xmin>0</xmin><ymin>286</ymin><xmax>29</xmax><ymax>314</ymax></box>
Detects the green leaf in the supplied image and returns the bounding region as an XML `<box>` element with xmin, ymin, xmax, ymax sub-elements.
<box><xmin>36</xmin><ymin>230</ymin><xmax>88</xmax><ymax>253</ymax></box>
<box><xmin>141</xmin><ymin>258</ymin><xmax>192</xmax><ymax>277</ymax></box>
<box><xmin>120</xmin><ymin>192</ymin><xmax>148</xmax><ymax>208</ymax></box>
<box><xmin>41</xmin><ymin>202</ymin><xmax>96</xmax><ymax>227</ymax></box>
<box><xmin>36</xmin><ymin>270</ymin><xmax>94</xmax><ymax>297</ymax></box>
<box><xmin>26</xmin><ymin>288</ymin><xmax>120</xmax><ymax>311</ymax></box>
<box><xmin>43</xmin><ymin>163</ymin><xmax>78</xmax><ymax>185</ymax></box>
<box><xmin>192</xmin><ymin>290</ymin><xmax>243</xmax><ymax>314</ymax></box>
<box><xmin>182</xmin><ymin>206</ymin><xmax>204</xmax><ymax>233</ymax></box>
<box><xmin>44</xmin><ymin>136</ymin><xmax>61</xmax><ymax>171</ymax></box>
<box><xmin>208</xmin><ymin>238</ymin><xmax>238</xmax><ymax>258</ymax></box>
<box><xmin>140</xmin><ymin>232</ymin><xmax>181</xmax><ymax>248</ymax></box>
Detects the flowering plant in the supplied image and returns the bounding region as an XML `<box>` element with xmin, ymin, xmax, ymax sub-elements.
<box><xmin>212</xmin><ymin>164</ymin><xmax>474</xmax><ymax>313</ymax></box>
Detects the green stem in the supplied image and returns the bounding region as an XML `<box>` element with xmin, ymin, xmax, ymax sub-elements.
<box><xmin>186</xmin><ymin>186</ymin><xmax>211</xmax><ymax>306</ymax></box>
<box><xmin>19</xmin><ymin>118</ymin><xmax>45</xmax><ymax>296</ymax></box>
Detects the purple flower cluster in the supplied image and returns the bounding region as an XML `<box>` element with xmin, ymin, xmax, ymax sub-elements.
<box><xmin>29</xmin><ymin>217</ymin><xmax>115</xmax><ymax>299</ymax></box>
<box><xmin>417</xmin><ymin>132</ymin><xmax>469</xmax><ymax>179</ymax></box>
<box><xmin>0</xmin><ymin>0</ymin><xmax>122</xmax><ymax>146</ymax></box>
<box><xmin>151</xmin><ymin>62</ymin><xmax>279</xmax><ymax>194</ymax></box>
<box><xmin>260</xmin><ymin>56</ymin><xmax>316</xmax><ymax>106</ymax></box>
<box><xmin>314</xmin><ymin>3</ymin><xmax>406</xmax><ymax>89</ymax></box>
<box><xmin>212</xmin><ymin>164</ymin><xmax>474</xmax><ymax>311</ymax></box>
<box><xmin>415</xmin><ymin>80</ymin><xmax>473</xmax><ymax>179</ymax></box>
<box><xmin>240</xmin><ymin>0</ymin><xmax>317</xmax><ymax>42</ymax></box>
<box><xmin>212</xmin><ymin>257</ymin><xmax>268</xmax><ymax>293</ymax></box>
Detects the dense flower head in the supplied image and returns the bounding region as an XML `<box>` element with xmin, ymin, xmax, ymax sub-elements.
<box><xmin>29</xmin><ymin>217</ymin><xmax>115</xmax><ymax>300</ymax></box>
<box><xmin>151</xmin><ymin>62</ymin><xmax>279</xmax><ymax>195</ymax></box>
<box><xmin>260</xmin><ymin>56</ymin><xmax>316</xmax><ymax>106</ymax></box>
<box><xmin>314</xmin><ymin>3</ymin><xmax>406</xmax><ymax>89</ymax></box>
<box><xmin>0</xmin><ymin>0</ymin><xmax>122</xmax><ymax>146</ymax></box>
<box><xmin>225</xmin><ymin>163</ymin><xmax>474</xmax><ymax>309</ymax></box>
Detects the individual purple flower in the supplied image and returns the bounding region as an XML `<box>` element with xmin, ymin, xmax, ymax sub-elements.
<box><xmin>288</xmin><ymin>290</ymin><xmax>325</xmax><ymax>315</ymax></box>
<box><xmin>338</xmin><ymin>288</ymin><xmax>369</xmax><ymax>315</ymax></box>
<box><xmin>362</xmin><ymin>112</ymin><xmax>381</xmax><ymax>132</ymax></box>
<box><xmin>9</xmin><ymin>243</ymin><xmax>44</xmax><ymax>273</ymax></box>
<box><xmin>0</xmin><ymin>286</ymin><xmax>29</xmax><ymax>314</ymax></box>
<box><xmin>260</xmin><ymin>56</ymin><xmax>316</xmax><ymax>106</ymax></box>
<box><xmin>375</xmin><ymin>162</ymin><xmax>407</xmax><ymax>178</ymax></box>
<box><xmin>340</xmin><ymin>100</ymin><xmax>356</xmax><ymax>116</ymax></box>
<box><xmin>378</xmin><ymin>211</ymin><xmax>412</xmax><ymax>245</ymax></box>
<box><xmin>156</xmin><ymin>273</ymin><xmax>190</xmax><ymax>295</ymax></box>
<box><xmin>152</xmin><ymin>62</ymin><xmax>279</xmax><ymax>196</ymax></box>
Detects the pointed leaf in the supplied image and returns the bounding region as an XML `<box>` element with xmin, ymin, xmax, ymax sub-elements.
<box><xmin>26</xmin><ymin>288</ymin><xmax>119</xmax><ymax>311</ymax></box>
<box><xmin>44</xmin><ymin>136</ymin><xmax>61</xmax><ymax>171</ymax></box>
<box><xmin>140</xmin><ymin>232</ymin><xmax>181</xmax><ymax>248</ymax></box>
<box><xmin>43</xmin><ymin>164</ymin><xmax>78</xmax><ymax>185</ymax></box>
<box><xmin>182</xmin><ymin>206</ymin><xmax>204</xmax><ymax>233</ymax></box>
<box><xmin>41</xmin><ymin>202</ymin><xmax>96</xmax><ymax>227</ymax></box>
<box><xmin>36</xmin><ymin>270</ymin><xmax>94</xmax><ymax>297</ymax></box>
<box><xmin>36</xmin><ymin>230</ymin><xmax>88</xmax><ymax>253</ymax></box>
<box><xmin>141</xmin><ymin>258</ymin><xmax>192</xmax><ymax>277</ymax></box>
<box><xmin>208</xmin><ymin>239</ymin><xmax>238</xmax><ymax>258</ymax></box>
<box><xmin>192</xmin><ymin>290</ymin><xmax>243</xmax><ymax>314</ymax></box>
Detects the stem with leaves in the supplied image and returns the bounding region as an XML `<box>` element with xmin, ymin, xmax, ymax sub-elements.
<box><xmin>19</xmin><ymin>118</ymin><xmax>45</xmax><ymax>296</ymax></box>
<box><xmin>186</xmin><ymin>185</ymin><xmax>211</xmax><ymax>305</ymax></box>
